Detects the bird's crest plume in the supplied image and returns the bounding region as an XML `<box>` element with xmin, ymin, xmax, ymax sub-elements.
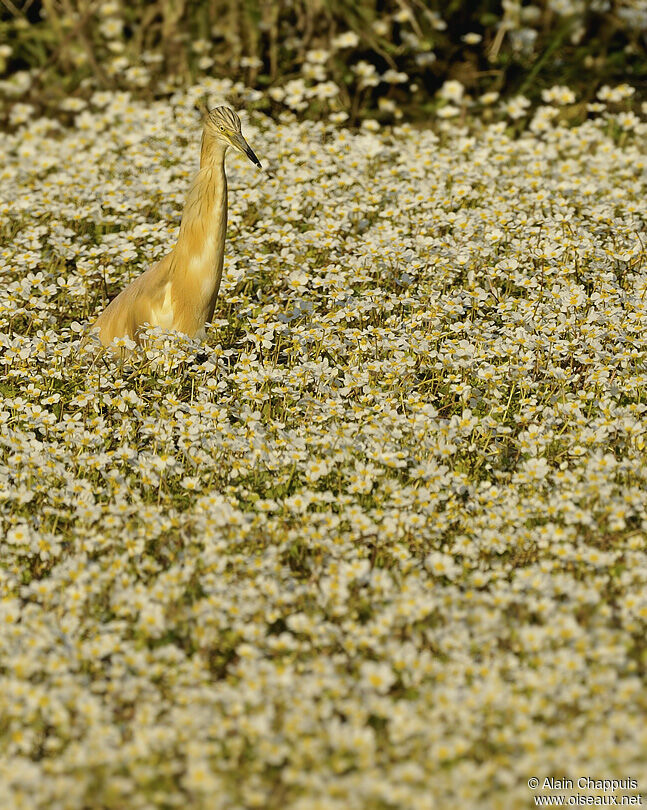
<box><xmin>208</xmin><ymin>106</ymin><xmax>242</xmax><ymax>132</ymax></box>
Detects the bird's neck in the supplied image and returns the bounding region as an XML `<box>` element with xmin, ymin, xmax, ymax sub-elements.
<box><xmin>176</xmin><ymin>134</ymin><xmax>228</xmax><ymax>257</ymax></box>
<box><xmin>171</xmin><ymin>133</ymin><xmax>229</xmax><ymax>324</ymax></box>
<box><xmin>199</xmin><ymin>131</ymin><xmax>228</xmax><ymax>169</ymax></box>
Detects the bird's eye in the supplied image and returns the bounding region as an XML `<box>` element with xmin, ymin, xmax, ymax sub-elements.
<box><xmin>219</xmin><ymin>126</ymin><xmax>225</xmax><ymax>131</ymax></box>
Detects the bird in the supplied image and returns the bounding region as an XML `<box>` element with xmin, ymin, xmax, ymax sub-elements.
<box><xmin>90</xmin><ymin>106</ymin><xmax>261</xmax><ymax>349</ymax></box>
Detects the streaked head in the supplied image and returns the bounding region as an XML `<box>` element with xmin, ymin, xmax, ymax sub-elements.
<box><xmin>205</xmin><ymin>106</ymin><xmax>261</xmax><ymax>167</ymax></box>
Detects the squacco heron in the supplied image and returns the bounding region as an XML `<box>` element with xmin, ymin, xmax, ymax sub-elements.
<box><xmin>91</xmin><ymin>106</ymin><xmax>261</xmax><ymax>348</ymax></box>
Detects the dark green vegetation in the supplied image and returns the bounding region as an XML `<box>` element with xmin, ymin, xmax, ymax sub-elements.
<box><xmin>1</xmin><ymin>0</ymin><xmax>646</xmax><ymax>124</ymax></box>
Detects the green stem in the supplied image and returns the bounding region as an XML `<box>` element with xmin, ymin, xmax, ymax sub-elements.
<box><xmin>519</xmin><ymin>18</ymin><xmax>575</xmax><ymax>97</ymax></box>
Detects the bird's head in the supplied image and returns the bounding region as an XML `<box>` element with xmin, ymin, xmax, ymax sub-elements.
<box><xmin>204</xmin><ymin>106</ymin><xmax>261</xmax><ymax>168</ymax></box>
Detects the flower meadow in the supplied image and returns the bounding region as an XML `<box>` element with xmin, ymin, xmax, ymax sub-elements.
<box><xmin>2</xmin><ymin>80</ymin><xmax>647</xmax><ymax>809</ymax></box>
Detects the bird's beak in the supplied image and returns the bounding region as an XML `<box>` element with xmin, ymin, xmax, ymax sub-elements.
<box><xmin>230</xmin><ymin>132</ymin><xmax>261</xmax><ymax>168</ymax></box>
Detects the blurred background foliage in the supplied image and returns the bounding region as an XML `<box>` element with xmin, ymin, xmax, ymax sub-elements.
<box><xmin>0</xmin><ymin>0</ymin><xmax>646</xmax><ymax>125</ymax></box>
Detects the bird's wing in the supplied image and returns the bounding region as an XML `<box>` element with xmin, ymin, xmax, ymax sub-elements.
<box><xmin>93</xmin><ymin>251</ymin><xmax>175</xmax><ymax>345</ymax></box>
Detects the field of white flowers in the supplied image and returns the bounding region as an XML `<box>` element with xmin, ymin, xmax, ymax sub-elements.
<box><xmin>1</xmin><ymin>78</ymin><xmax>647</xmax><ymax>809</ymax></box>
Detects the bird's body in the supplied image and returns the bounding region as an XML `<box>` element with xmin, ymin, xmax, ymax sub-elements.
<box><xmin>91</xmin><ymin>107</ymin><xmax>260</xmax><ymax>348</ymax></box>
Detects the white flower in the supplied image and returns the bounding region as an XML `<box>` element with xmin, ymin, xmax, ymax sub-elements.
<box><xmin>332</xmin><ymin>31</ymin><xmax>359</xmax><ymax>49</ymax></box>
<box><xmin>360</xmin><ymin>661</ymin><xmax>396</xmax><ymax>694</ymax></box>
<box><xmin>382</xmin><ymin>69</ymin><xmax>408</xmax><ymax>84</ymax></box>
<box><xmin>616</xmin><ymin>111</ymin><xmax>640</xmax><ymax>130</ymax></box>
<box><xmin>479</xmin><ymin>91</ymin><xmax>499</xmax><ymax>105</ymax></box>
<box><xmin>7</xmin><ymin>523</ymin><xmax>31</xmax><ymax>546</ymax></box>
<box><xmin>438</xmin><ymin>79</ymin><xmax>464</xmax><ymax>103</ymax></box>
<box><xmin>305</xmin><ymin>49</ymin><xmax>329</xmax><ymax>64</ymax></box>
<box><xmin>503</xmin><ymin>94</ymin><xmax>531</xmax><ymax>119</ymax></box>
<box><xmin>100</xmin><ymin>17</ymin><xmax>124</xmax><ymax>39</ymax></box>
<box><xmin>59</xmin><ymin>97</ymin><xmax>87</xmax><ymax>112</ymax></box>
<box><xmin>138</xmin><ymin>601</ymin><xmax>166</xmax><ymax>636</ymax></box>
<box><xmin>437</xmin><ymin>104</ymin><xmax>460</xmax><ymax>119</ymax></box>
<box><xmin>268</xmin><ymin>86</ymin><xmax>285</xmax><ymax>102</ymax></box>
<box><xmin>305</xmin><ymin>458</ymin><xmax>330</xmax><ymax>482</ymax></box>
<box><xmin>425</xmin><ymin>552</ymin><xmax>460</xmax><ymax>579</ymax></box>
<box><xmin>541</xmin><ymin>85</ymin><xmax>576</xmax><ymax>105</ymax></box>
<box><xmin>9</xmin><ymin>103</ymin><xmax>34</xmax><ymax>126</ymax></box>
<box><xmin>597</xmin><ymin>83</ymin><xmax>635</xmax><ymax>102</ymax></box>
